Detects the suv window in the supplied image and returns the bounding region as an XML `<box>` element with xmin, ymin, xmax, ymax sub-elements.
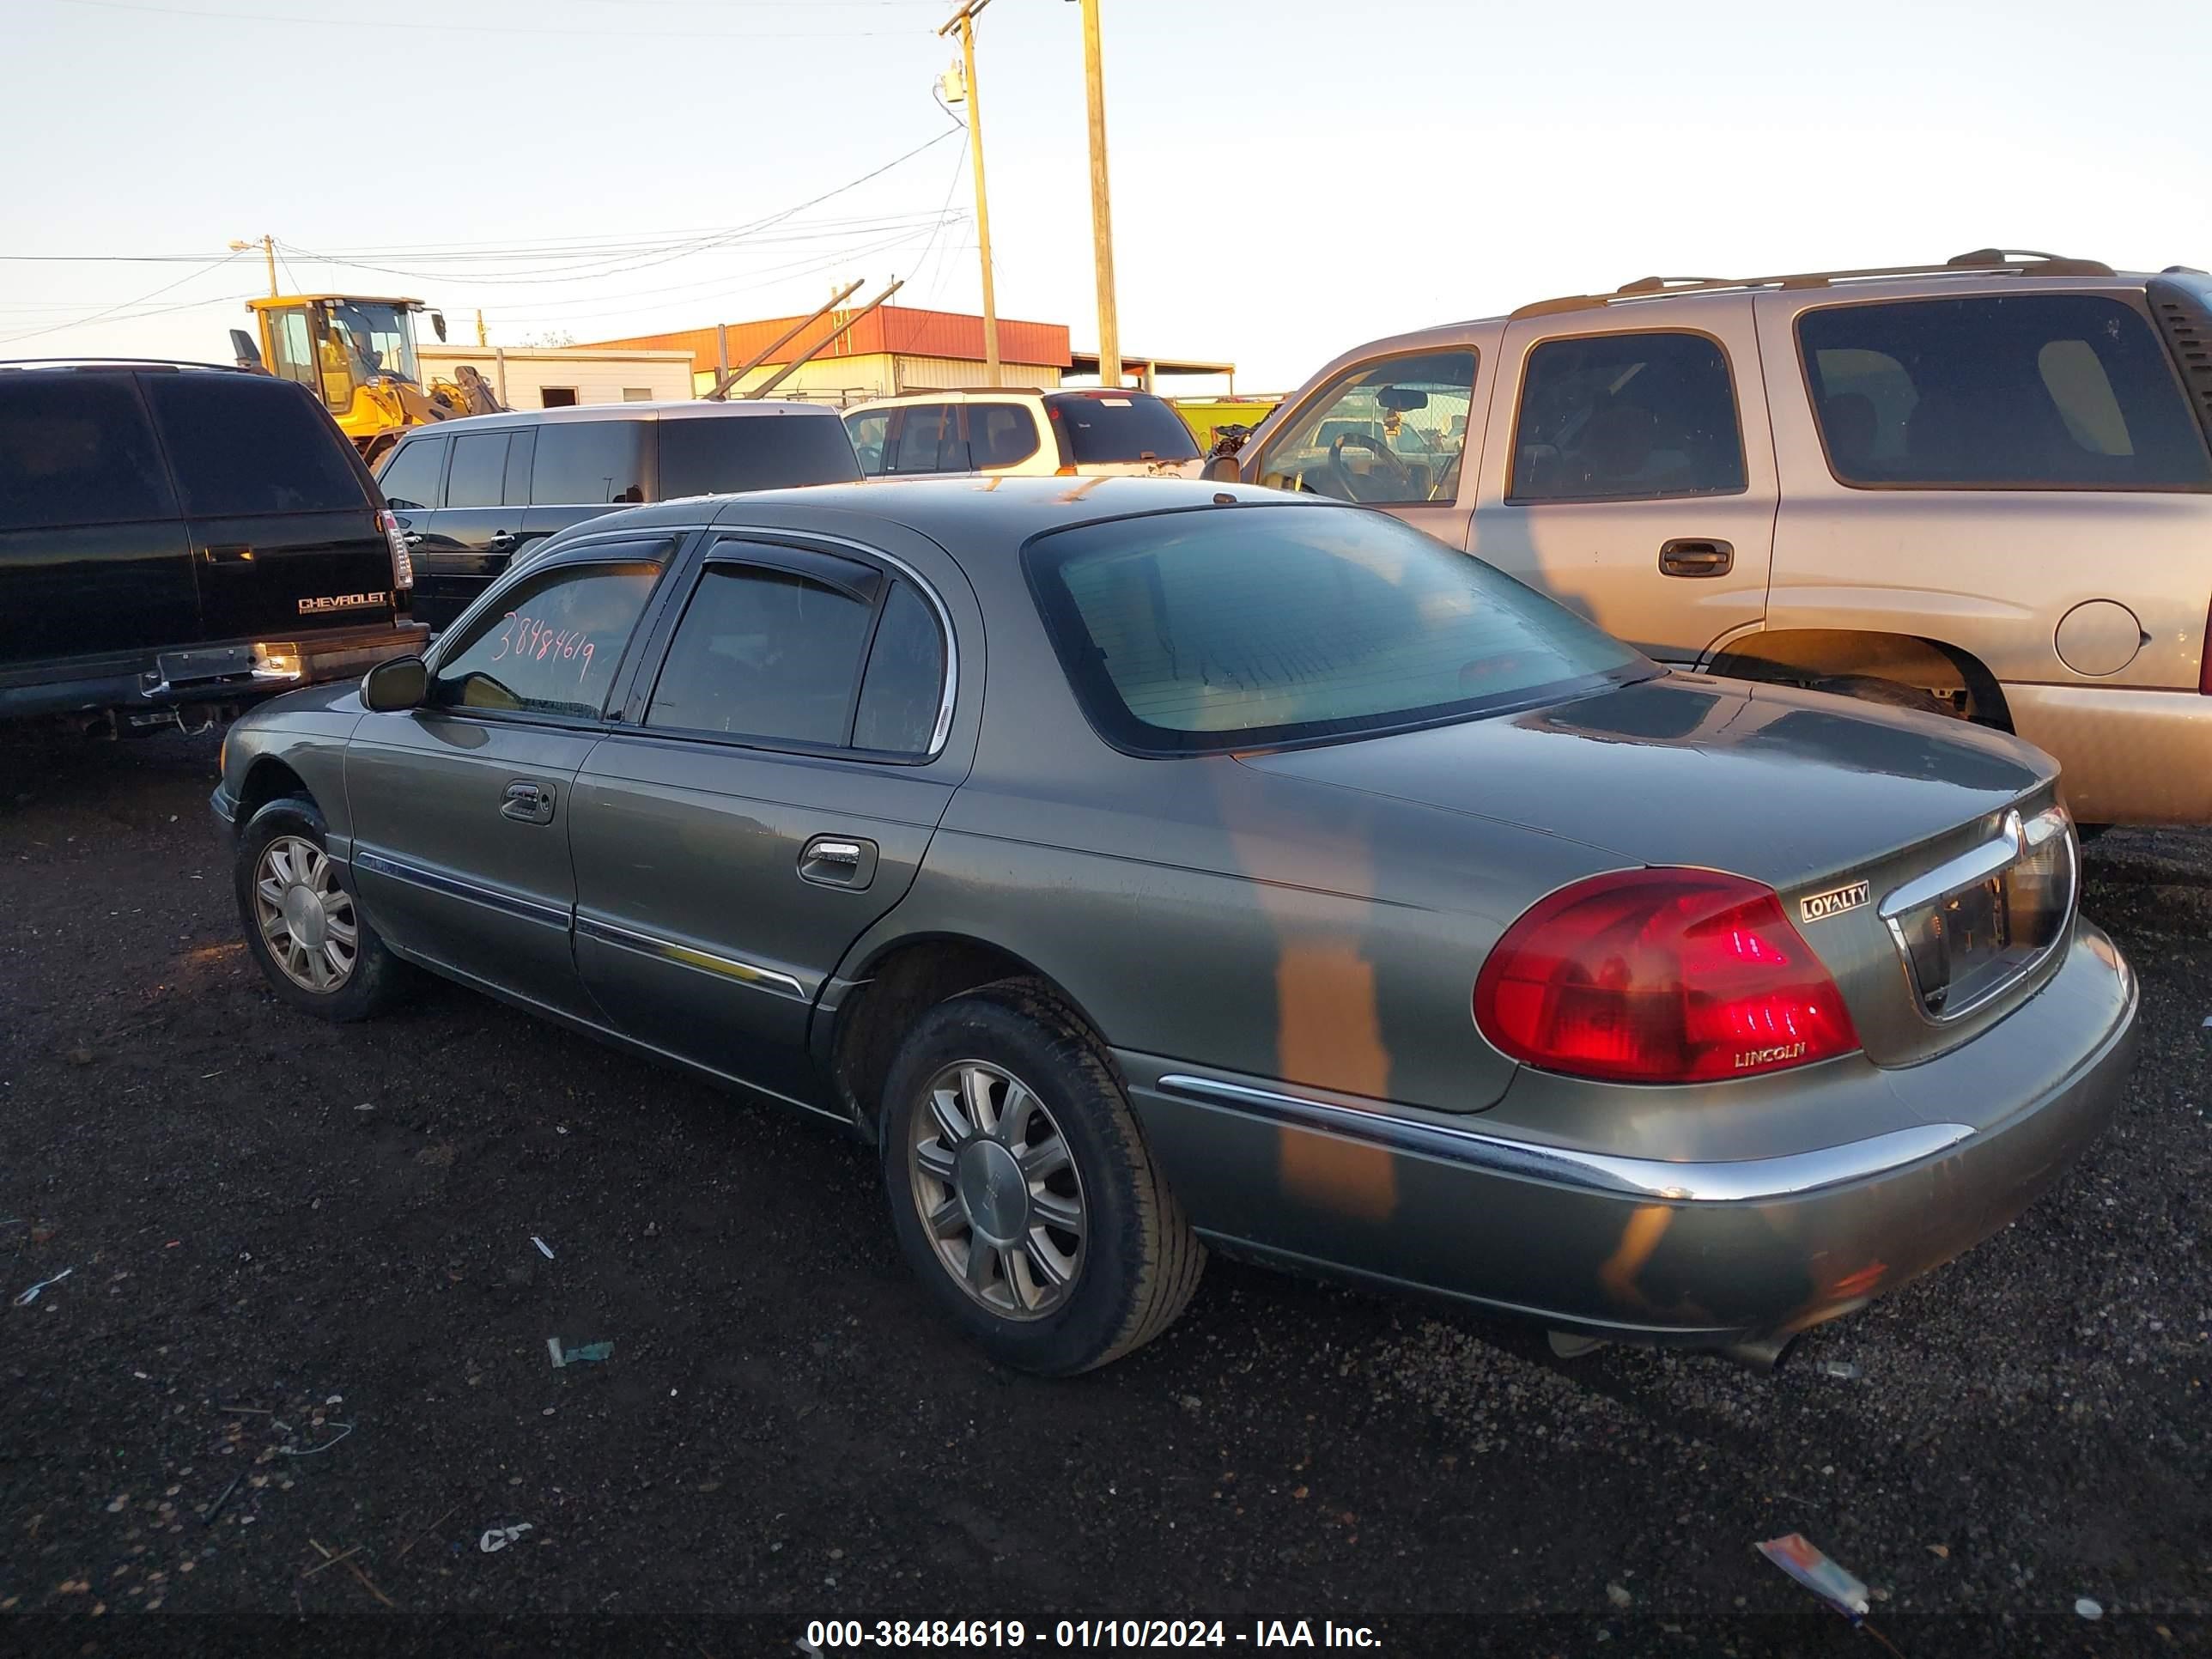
<box><xmin>1798</xmin><ymin>295</ymin><xmax>2212</xmax><ymax>489</ymax></box>
<box><xmin>647</xmin><ymin>562</ymin><xmax>876</xmax><ymax>745</ymax></box>
<box><xmin>446</xmin><ymin>432</ymin><xmax>511</xmax><ymax>509</ymax></box>
<box><xmin>145</xmin><ymin>374</ymin><xmax>368</xmax><ymax>516</ymax></box>
<box><xmin>530</xmin><ymin>419</ymin><xmax>647</xmax><ymax>505</ymax></box>
<box><xmin>658</xmin><ymin>412</ymin><xmax>860</xmax><ymax>498</ymax></box>
<box><xmin>847</xmin><ymin>410</ymin><xmax>890</xmax><ymax>476</ymax></box>
<box><xmin>430</xmin><ymin>559</ymin><xmax>661</xmax><ymax>718</ymax></box>
<box><xmin>1045</xmin><ymin>392</ymin><xmax>1200</xmax><ymax>465</ymax></box>
<box><xmin>375</xmin><ymin>437</ymin><xmax>444</xmax><ymax>510</ymax></box>
<box><xmin>1255</xmin><ymin>349</ymin><xmax>1477</xmax><ymax>505</ymax></box>
<box><xmin>0</xmin><ymin>374</ymin><xmax>178</xmax><ymax>531</ymax></box>
<box><xmin>968</xmin><ymin>403</ymin><xmax>1042</xmax><ymax>470</ymax></box>
<box><xmin>1510</xmin><ymin>332</ymin><xmax>1747</xmax><ymax>502</ymax></box>
<box><xmin>888</xmin><ymin>404</ymin><xmax>965</xmax><ymax>475</ymax></box>
<box><xmin>1026</xmin><ymin>504</ymin><xmax>1645</xmax><ymax>756</ymax></box>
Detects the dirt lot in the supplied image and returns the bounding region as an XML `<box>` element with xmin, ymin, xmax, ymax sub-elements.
<box><xmin>1</xmin><ymin>733</ymin><xmax>2207</xmax><ymax>1657</ymax></box>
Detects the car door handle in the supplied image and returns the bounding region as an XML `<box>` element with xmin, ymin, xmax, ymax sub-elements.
<box><xmin>402</xmin><ymin>532</ymin><xmax>425</xmax><ymax>547</ymax></box>
<box><xmin>486</xmin><ymin>532</ymin><xmax>517</xmax><ymax>551</ymax></box>
<box><xmin>1658</xmin><ymin>538</ymin><xmax>1734</xmax><ymax>577</ymax></box>
<box><xmin>501</xmin><ymin>779</ymin><xmax>556</xmax><ymax>825</ymax></box>
<box><xmin>799</xmin><ymin>835</ymin><xmax>878</xmax><ymax>890</ymax></box>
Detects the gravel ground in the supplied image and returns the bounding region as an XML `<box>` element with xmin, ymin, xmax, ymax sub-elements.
<box><xmin>1</xmin><ymin>735</ymin><xmax>2206</xmax><ymax>1657</ymax></box>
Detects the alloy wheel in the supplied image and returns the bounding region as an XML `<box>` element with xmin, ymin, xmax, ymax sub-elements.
<box><xmin>252</xmin><ymin>835</ymin><xmax>358</xmax><ymax>994</ymax></box>
<box><xmin>908</xmin><ymin>1060</ymin><xmax>1086</xmax><ymax>1320</ymax></box>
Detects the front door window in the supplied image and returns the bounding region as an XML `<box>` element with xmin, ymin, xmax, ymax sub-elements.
<box><xmin>429</xmin><ymin>561</ymin><xmax>660</xmax><ymax>718</ymax></box>
<box><xmin>1255</xmin><ymin>349</ymin><xmax>1477</xmax><ymax>505</ymax></box>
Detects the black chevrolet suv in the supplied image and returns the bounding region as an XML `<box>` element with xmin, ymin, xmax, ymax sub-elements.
<box><xmin>0</xmin><ymin>361</ymin><xmax>425</xmax><ymax>736</ymax></box>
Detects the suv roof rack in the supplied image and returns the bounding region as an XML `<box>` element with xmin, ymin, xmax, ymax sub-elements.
<box><xmin>0</xmin><ymin>356</ymin><xmax>252</xmax><ymax>374</ymax></box>
<box><xmin>1510</xmin><ymin>249</ymin><xmax>2118</xmax><ymax>319</ymax></box>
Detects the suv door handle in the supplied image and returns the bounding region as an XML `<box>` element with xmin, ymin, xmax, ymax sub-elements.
<box><xmin>799</xmin><ymin>835</ymin><xmax>878</xmax><ymax>890</ymax></box>
<box><xmin>501</xmin><ymin>779</ymin><xmax>556</xmax><ymax>825</ymax></box>
<box><xmin>486</xmin><ymin>532</ymin><xmax>518</xmax><ymax>551</ymax></box>
<box><xmin>401</xmin><ymin>531</ymin><xmax>425</xmax><ymax>547</ymax></box>
<box><xmin>1658</xmin><ymin>538</ymin><xmax>1733</xmax><ymax>578</ymax></box>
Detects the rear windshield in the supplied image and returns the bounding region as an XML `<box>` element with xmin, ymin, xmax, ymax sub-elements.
<box><xmin>659</xmin><ymin>413</ymin><xmax>861</xmax><ymax>499</ymax></box>
<box><xmin>0</xmin><ymin>374</ymin><xmax>178</xmax><ymax>530</ymax></box>
<box><xmin>145</xmin><ymin>374</ymin><xmax>369</xmax><ymax>516</ymax></box>
<box><xmin>1025</xmin><ymin>504</ymin><xmax>1647</xmax><ymax>755</ymax></box>
<box><xmin>1045</xmin><ymin>392</ymin><xmax>1200</xmax><ymax>465</ymax></box>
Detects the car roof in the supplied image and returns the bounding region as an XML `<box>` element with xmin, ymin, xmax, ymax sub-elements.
<box><xmin>843</xmin><ymin>387</ymin><xmax>1173</xmax><ymax>412</ymax></box>
<box><xmin>543</xmin><ymin>475</ymin><xmax>1335</xmax><ymax>555</ymax></box>
<box><xmin>410</xmin><ymin>398</ymin><xmax>842</xmax><ymax>437</ymax></box>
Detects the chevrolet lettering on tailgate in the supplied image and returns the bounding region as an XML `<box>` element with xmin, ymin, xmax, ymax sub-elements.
<box><xmin>299</xmin><ymin>592</ymin><xmax>391</xmax><ymax>614</ymax></box>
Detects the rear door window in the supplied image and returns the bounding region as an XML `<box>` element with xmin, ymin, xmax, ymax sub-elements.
<box><xmin>853</xmin><ymin>580</ymin><xmax>947</xmax><ymax>754</ymax></box>
<box><xmin>657</xmin><ymin>413</ymin><xmax>861</xmax><ymax>498</ymax></box>
<box><xmin>374</xmin><ymin>436</ymin><xmax>445</xmax><ymax>510</ymax></box>
<box><xmin>886</xmin><ymin>404</ymin><xmax>963</xmax><ymax>475</ymax></box>
<box><xmin>1798</xmin><ymin>295</ymin><xmax>2212</xmax><ymax>489</ymax></box>
<box><xmin>530</xmin><ymin>420</ymin><xmax>648</xmax><ymax>505</ymax></box>
<box><xmin>1045</xmin><ymin>392</ymin><xmax>1201</xmax><ymax>465</ymax></box>
<box><xmin>144</xmin><ymin>374</ymin><xmax>368</xmax><ymax>516</ymax></box>
<box><xmin>645</xmin><ymin>556</ymin><xmax>879</xmax><ymax>745</ymax></box>
<box><xmin>966</xmin><ymin>403</ymin><xmax>1042</xmax><ymax>470</ymax></box>
<box><xmin>1510</xmin><ymin>332</ymin><xmax>1747</xmax><ymax>502</ymax></box>
<box><xmin>0</xmin><ymin>374</ymin><xmax>178</xmax><ymax>530</ymax></box>
<box><xmin>445</xmin><ymin>432</ymin><xmax>511</xmax><ymax>509</ymax></box>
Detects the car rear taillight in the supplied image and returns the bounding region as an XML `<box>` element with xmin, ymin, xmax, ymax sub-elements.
<box><xmin>380</xmin><ymin>509</ymin><xmax>414</xmax><ymax>591</ymax></box>
<box><xmin>2200</xmin><ymin>597</ymin><xmax>2211</xmax><ymax>695</ymax></box>
<box><xmin>1474</xmin><ymin>869</ymin><xmax>1860</xmax><ymax>1084</ymax></box>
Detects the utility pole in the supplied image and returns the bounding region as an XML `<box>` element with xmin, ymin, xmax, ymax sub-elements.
<box><xmin>475</xmin><ymin>309</ymin><xmax>488</xmax><ymax>348</ymax></box>
<box><xmin>1077</xmin><ymin>0</ymin><xmax>1120</xmax><ymax>388</ymax></box>
<box><xmin>939</xmin><ymin>0</ymin><xmax>1000</xmax><ymax>386</ymax></box>
<box><xmin>229</xmin><ymin>234</ymin><xmax>279</xmax><ymax>297</ymax></box>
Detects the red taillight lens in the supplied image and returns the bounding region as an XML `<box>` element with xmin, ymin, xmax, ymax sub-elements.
<box><xmin>380</xmin><ymin>509</ymin><xmax>414</xmax><ymax>591</ymax></box>
<box><xmin>1474</xmin><ymin>869</ymin><xmax>1860</xmax><ymax>1084</ymax></box>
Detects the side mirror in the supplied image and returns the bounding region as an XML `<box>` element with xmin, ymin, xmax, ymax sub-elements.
<box><xmin>229</xmin><ymin>328</ymin><xmax>265</xmax><ymax>372</ymax></box>
<box><xmin>428</xmin><ymin>310</ymin><xmax>448</xmax><ymax>343</ymax></box>
<box><xmin>362</xmin><ymin>654</ymin><xmax>428</xmax><ymax>713</ymax></box>
<box><xmin>1201</xmin><ymin>453</ymin><xmax>1243</xmax><ymax>484</ymax></box>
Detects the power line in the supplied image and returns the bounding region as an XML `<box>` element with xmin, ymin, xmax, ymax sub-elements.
<box><xmin>919</xmin><ymin>134</ymin><xmax>972</xmax><ymax>305</ymax></box>
<box><xmin>0</xmin><ymin>251</ymin><xmax>244</xmax><ymax>346</ymax></box>
<box><xmin>280</xmin><ymin>125</ymin><xmax>963</xmax><ymax>289</ymax></box>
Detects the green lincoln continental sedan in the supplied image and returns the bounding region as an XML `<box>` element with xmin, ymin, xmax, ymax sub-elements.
<box><xmin>213</xmin><ymin>477</ymin><xmax>2136</xmax><ymax>1374</ymax></box>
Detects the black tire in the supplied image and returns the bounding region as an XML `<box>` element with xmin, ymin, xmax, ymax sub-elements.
<box><xmin>1814</xmin><ymin>673</ymin><xmax>1955</xmax><ymax>718</ymax></box>
<box><xmin>878</xmin><ymin>978</ymin><xmax>1204</xmax><ymax>1375</ymax></box>
<box><xmin>234</xmin><ymin>795</ymin><xmax>408</xmax><ymax>1022</ymax></box>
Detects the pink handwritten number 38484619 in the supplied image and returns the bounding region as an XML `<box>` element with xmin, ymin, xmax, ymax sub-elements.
<box><xmin>490</xmin><ymin>611</ymin><xmax>595</xmax><ymax>685</ymax></box>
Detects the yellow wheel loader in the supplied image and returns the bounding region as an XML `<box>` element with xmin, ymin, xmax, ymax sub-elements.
<box><xmin>228</xmin><ymin>295</ymin><xmax>502</xmax><ymax>465</ymax></box>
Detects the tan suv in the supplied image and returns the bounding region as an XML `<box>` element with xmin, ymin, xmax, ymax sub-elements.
<box><xmin>1228</xmin><ymin>251</ymin><xmax>2212</xmax><ymax>825</ymax></box>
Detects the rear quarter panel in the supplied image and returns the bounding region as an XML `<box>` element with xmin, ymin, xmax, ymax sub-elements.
<box><xmin>1751</xmin><ymin>284</ymin><xmax>2212</xmax><ymax>694</ymax></box>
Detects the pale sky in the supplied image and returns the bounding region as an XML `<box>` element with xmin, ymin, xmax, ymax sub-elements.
<box><xmin>6</xmin><ymin>0</ymin><xmax>2208</xmax><ymax>391</ymax></box>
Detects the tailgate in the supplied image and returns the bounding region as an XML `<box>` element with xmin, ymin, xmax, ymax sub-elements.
<box><xmin>190</xmin><ymin>508</ymin><xmax>398</xmax><ymax>641</ymax></box>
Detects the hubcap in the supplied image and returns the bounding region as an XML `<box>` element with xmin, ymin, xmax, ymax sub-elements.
<box><xmin>252</xmin><ymin>835</ymin><xmax>358</xmax><ymax>994</ymax></box>
<box><xmin>909</xmin><ymin>1060</ymin><xmax>1085</xmax><ymax>1321</ymax></box>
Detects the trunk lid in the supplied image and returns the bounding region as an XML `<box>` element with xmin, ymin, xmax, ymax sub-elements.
<box><xmin>1238</xmin><ymin>673</ymin><xmax>2072</xmax><ymax>1066</ymax></box>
